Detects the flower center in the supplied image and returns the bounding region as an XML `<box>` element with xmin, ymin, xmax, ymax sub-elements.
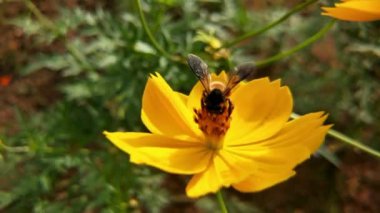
<box><xmin>194</xmin><ymin>89</ymin><xmax>234</xmax><ymax>149</ymax></box>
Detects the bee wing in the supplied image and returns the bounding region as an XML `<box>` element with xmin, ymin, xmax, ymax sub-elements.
<box><xmin>224</xmin><ymin>63</ymin><xmax>257</xmax><ymax>95</ymax></box>
<box><xmin>187</xmin><ymin>54</ymin><xmax>211</xmax><ymax>93</ymax></box>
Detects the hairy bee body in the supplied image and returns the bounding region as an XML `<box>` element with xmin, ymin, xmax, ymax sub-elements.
<box><xmin>203</xmin><ymin>89</ymin><xmax>226</xmax><ymax>114</ymax></box>
<box><xmin>194</xmin><ymin>89</ymin><xmax>233</xmax><ymax>137</ymax></box>
<box><xmin>187</xmin><ymin>54</ymin><xmax>255</xmax><ymax>138</ymax></box>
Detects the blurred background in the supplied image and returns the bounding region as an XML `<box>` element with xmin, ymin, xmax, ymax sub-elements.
<box><xmin>0</xmin><ymin>0</ymin><xmax>379</xmax><ymax>212</ymax></box>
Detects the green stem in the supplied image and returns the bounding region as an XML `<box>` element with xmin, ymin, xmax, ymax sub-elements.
<box><xmin>255</xmin><ymin>19</ymin><xmax>335</xmax><ymax>68</ymax></box>
<box><xmin>0</xmin><ymin>140</ymin><xmax>29</xmax><ymax>153</ymax></box>
<box><xmin>328</xmin><ymin>129</ymin><xmax>380</xmax><ymax>158</ymax></box>
<box><xmin>216</xmin><ymin>190</ymin><xmax>228</xmax><ymax>213</ymax></box>
<box><xmin>135</xmin><ymin>0</ymin><xmax>181</xmax><ymax>62</ymax></box>
<box><xmin>224</xmin><ymin>0</ymin><xmax>319</xmax><ymax>48</ymax></box>
<box><xmin>291</xmin><ymin>113</ymin><xmax>380</xmax><ymax>158</ymax></box>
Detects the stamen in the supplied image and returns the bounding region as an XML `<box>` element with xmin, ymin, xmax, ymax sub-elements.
<box><xmin>194</xmin><ymin>98</ymin><xmax>233</xmax><ymax>149</ymax></box>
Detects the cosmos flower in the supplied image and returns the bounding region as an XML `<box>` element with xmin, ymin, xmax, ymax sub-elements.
<box><xmin>322</xmin><ymin>0</ymin><xmax>380</xmax><ymax>22</ymax></box>
<box><xmin>104</xmin><ymin>72</ymin><xmax>330</xmax><ymax>198</ymax></box>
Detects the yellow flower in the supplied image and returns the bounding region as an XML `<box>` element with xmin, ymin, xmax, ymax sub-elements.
<box><xmin>194</xmin><ymin>31</ymin><xmax>230</xmax><ymax>60</ymax></box>
<box><xmin>104</xmin><ymin>72</ymin><xmax>331</xmax><ymax>198</ymax></box>
<box><xmin>194</xmin><ymin>31</ymin><xmax>222</xmax><ymax>49</ymax></box>
<box><xmin>322</xmin><ymin>0</ymin><xmax>380</xmax><ymax>21</ymax></box>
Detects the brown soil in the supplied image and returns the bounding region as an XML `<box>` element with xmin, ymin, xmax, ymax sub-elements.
<box><xmin>0</xmin><ymin>0</ymin><xmax>103</xmax><ymax>134</ymax></box>
<box><xmin>0</xmin><ymin>69</ymin><xmax>60</xmax><ymax>134</ymax></box>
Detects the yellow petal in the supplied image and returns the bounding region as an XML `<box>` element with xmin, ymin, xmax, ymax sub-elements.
<box><xmin>214</xmin><ymin>149</ymin><xmax>258</xmax><ymax>184</ymax></box>
<box><xmin>187</xmin><ymin>80</ymin><xmax>204</xmax><ymax>111</ymax></box>
<box><xmin>186</xmin><ymin>148</ymin><xmax>258</xmax><ymax>198</ymax></box>
<box><xmin>186</xmin><ymin>161</ymin><xmax>224</xmax><ymax>198</ymax></box>
<box><xmin>226</xmin><ymin>112</ymin><xmax>330</xmax><ymax>175</ymax></box>
<box><xmin>206</xmin><ymin>71</ymin><xmax>228</xmax><ymax>83</ymax></box>
<box><xmin>337</xmin><ymin>0</ymin><xmax>380</xmax><ymax>14</ymax></box>
<box><xmin>141</xmin><ymin>73</ymin><xmax>201</xmax><ymax>138</ymax></box>
<box><xmin>233</xmin><ymin>170</ymin><xmax>295</xmax><ymax>192</ymax></box>
<box><xmin>322</xmin><ymin>0</ymin><xmax>380</xmax><ymax>21</ymax></box>
<box><xmin>104</xmin><ymin>131</ymin><xmax>212</xmax><ymax>174</ymax></box>
<box><xmin>176</xmin><ymin>92</ymin><xmax>188</xmax><ymax>104</ymax></box>
<box><xmin>260</xmin><ymin>112</ymin><xmax>331</xmax><ymax>152</ymax></box>
<box><xmin>226</xmin><ymin>78</ymin><xmax>292</xmax><ymax>145</ymax></box>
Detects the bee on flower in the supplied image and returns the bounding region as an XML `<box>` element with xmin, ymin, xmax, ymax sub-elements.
<box><xmin>104</xmin><ymin>54</ymin><xmax>331</xmax><ymax>198</ymax></box>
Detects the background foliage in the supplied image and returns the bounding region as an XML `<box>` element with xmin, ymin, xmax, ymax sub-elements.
<box><xmin>1</xmin><ymin>0</ymin><xmax>379</xmax><ymax>212</ymax></box>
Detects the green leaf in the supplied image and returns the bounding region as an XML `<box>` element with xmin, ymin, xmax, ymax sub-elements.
<box><xmin>60</xmin><ymin>83</ymin><xmax>92</xmax><ymax>100</ymax></box>
<box><xmin>7</xmin><ymin>16</ymin><xmax>42</xmax><ymax>36</ymax></box>
<box><xmin>134</xmin><ymin>41</ymin><xmax>157</xmax><ymax>55</ymax></box>
<box><xmin>0</xmin><ymin>191</ymin><xmax>14</xmax><ymax>209</ymax></box>
<box><xmin>348</xmin><ymin>43</ymin><xmax>380</xmax><ymax>57</ymax></box>
<box><xmin>317</xmin><ymin>145</ymin><xmax>341</xmax><ymax>167</ymax></box>
<box><xmin>20</xmin><ymin>55</ymin><xmax>69</xmax><ymax>75</ymax></box>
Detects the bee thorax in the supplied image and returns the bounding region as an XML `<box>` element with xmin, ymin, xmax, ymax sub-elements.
<box><xmin>205</xmin><ymin>89</ymin><xmax>225</xmax><ymax>114</ymax></box>
<box><xmin>194</xmin><ymin>92</ymin><xmax>233</xmax><ymax>142</ymax></box>
<box><xmin>209</xmin><ymin>81</ymin><xmax>226</xmax><ymax>91</ymax></box>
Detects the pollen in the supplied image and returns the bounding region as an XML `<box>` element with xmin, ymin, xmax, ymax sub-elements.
<box><xmin>194</xmin><ymin>98</ymin><xmax>233</xmax><ymax>148</ymax></box>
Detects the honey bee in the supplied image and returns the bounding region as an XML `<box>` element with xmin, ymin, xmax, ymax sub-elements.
<box><xmin>187</xmin><ymin>54</ymin><xmax>256</xmax><ymax>115</ymax></box>
<box><xmin>187</xmin><ymin>54</ymin><xmax>256</xmax><ymax>137</ymax></box>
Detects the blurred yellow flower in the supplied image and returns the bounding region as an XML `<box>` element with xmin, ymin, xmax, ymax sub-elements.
<box><xmin>194</xmin><ymin>31</ymin><xmax>230</xmax><ymax>60</ymax></box>
<box><xmin>322</xmin><ymin>0</ymin><xmax>380</xmax><ymax>21</ymax></box>
<box><xmin>104</xmin><ymin>72</ymin><xmax>331</xmax><ymax>198</ymax></box>
<box><xmin>194</xmin><ymin>31</ymin><xmax>222</xmax><ymax>49</ymax></box>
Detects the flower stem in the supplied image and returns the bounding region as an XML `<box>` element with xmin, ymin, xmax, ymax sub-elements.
<box><xmin>135</xmin><ymin>0</ymin><xmax>181</xmax><ymax>62</ymax></box>
<box><xmin>224</xmin><ymin>0</ymin><xmax>319</xmax><ymax>48</ymax></box>
<box><xmin>327</xmin><ymin>129</ymin><xmax>380</xmax><ymax>158</ymax></box>
<box><xmin>216</xmin><ymin>190</ymin><xmax>228</xmax><ymax>213</ymax></box>
<box><xmin>255</xmin><ymin>19</ymin><xmax>335</xmax><ymax>68</ymax></box>
<box><xmin>291</xmin><ymin>113</ymin><xmax>380</xmax><ymax>158</ymax></box>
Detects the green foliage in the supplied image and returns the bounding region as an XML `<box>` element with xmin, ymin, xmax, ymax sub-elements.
<box><xmin>1</xmin><ymin>0</ymin><xmax>380</xmax><ymax>212</ymax></box>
